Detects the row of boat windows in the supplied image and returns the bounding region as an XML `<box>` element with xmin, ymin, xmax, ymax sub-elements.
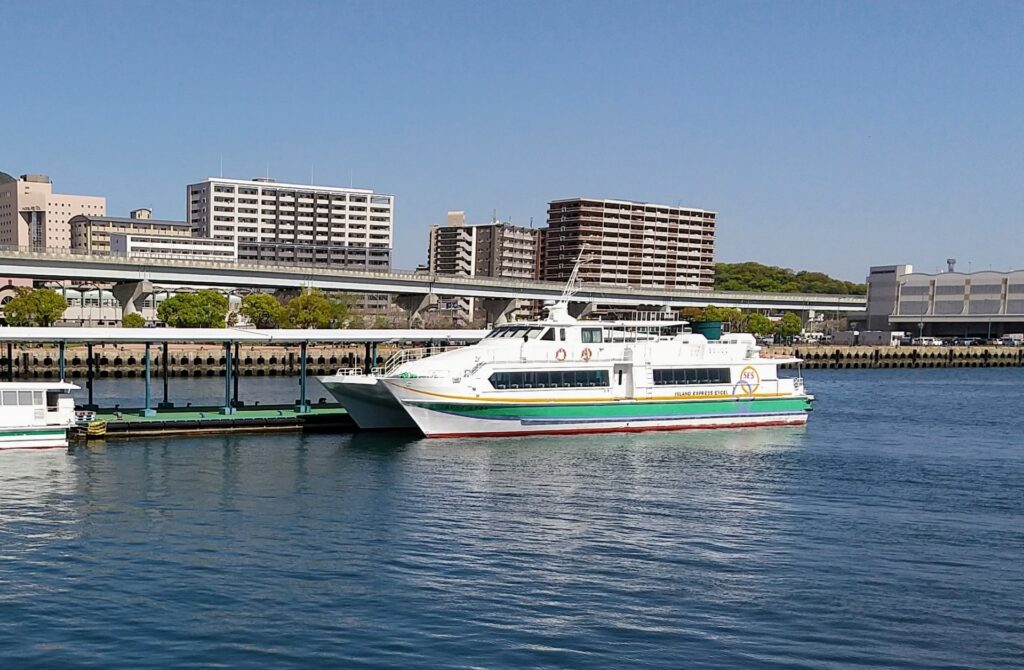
<box><xmin>653</xmin><ymin>368</ymin><xmax>731</xmax><ymax>385</ymax></box>
<box><xmin>0</xmin><ymin>391</ymin><xmax>45</xmax><ymax>406</ymax></box>
<box><xmin>489</xmin><ymin>370</ymin><xmax>610</xmax><ymax>390</ymax></box>
<box><xmin>485</xmin><ymin>326</ymin><xmax>606</xmax><ymax>343</ymax></box>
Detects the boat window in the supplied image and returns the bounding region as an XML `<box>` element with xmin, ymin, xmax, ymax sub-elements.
<box><xmin>559</xmin><ymin>328</ymin><xmax>566</xmax><ymax>341</ymax></box>
<box><xmin>581</xmin><ymin>328</ymin><xmax>603</xmax><ymax>344</ymax></box>
<box><xmin>541</xmin><ymin>328</ymin><xmax>555</xmax><ymax>341</ymax></box>
<box><xmin>1</xmin><ymin>391</ymin><xmax>15</xmax><ymax>405</ymax></box>
<box><xmin>18</xmin><ymin>391</ymin><xmax>33</xmax><ymax>406</ymax></box>
<box><xmin>653</xmin><ymin>368</ymin><xmax>731</xmax><ymax>386</ymax></box>
<box><xmin>489</xmin><ymin>369</ymin><xmax>609</xmax><ymax>390</ymax></box>
<box><xmin>33</xmin><ymin>391</ymin><xmax>43</xmax><ymax>405</ymax></box>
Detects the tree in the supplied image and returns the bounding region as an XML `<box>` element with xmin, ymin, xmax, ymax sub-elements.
<box><xmin>744</xmin><ymin>312</ymin><xmax>774</xmax><ymax>336</ymax></box>
<box><xmin>240</xmin><ymin>293</ymin><xmax>285</xmax><ymax>329</ymax></box>
<box><xmin>285</xmin><ymin>290</ymin><xmax>334</xmax><ymax>328</ymax></box>
<box><xmin>122</xmin><ymin>312</ymin><xmax>146</xmax><ymax>328</ymax></box>
<box><xmin>775</xmin><ymin>312</ymin><xmax>803</xmax><ymax>340</ymax></box>
<box><xmin>157</xmin><ymin>290</ymin><xmax>229</xmax><ymax>328</ymax></box>
<box><xmin>715</xmin><ymin>261</ymin><xmax>866</xmax><ymax>295</ymax></box>
<box><xmin>4</xmin><ymin>288</ymin><xmax>68</xmax><ymax>326</ymax></box>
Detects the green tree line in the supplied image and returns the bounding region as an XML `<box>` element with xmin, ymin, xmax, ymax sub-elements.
<box><xmin>715</xmin><ymin>262</ymin><xmax>866</xmax><ymax>295</ymax></box>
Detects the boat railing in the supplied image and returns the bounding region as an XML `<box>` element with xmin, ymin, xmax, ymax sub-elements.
<box><xmin>378</xmin><ymin>346</ymin><xmax>459</xmax><ymax>377</ymax></box>
<box><xmin>332</xmin><ymin>367</ymin><xmax>367</xmax><ymax>376</ymax></box>
<box><xmin>462</xmin><ymin>350</ymin><xmax>634</xmax><ymax>378</ymax></box>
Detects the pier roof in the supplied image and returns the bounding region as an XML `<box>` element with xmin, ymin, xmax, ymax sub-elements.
<box><xmin>0</xmin><ymin>327</ymin><xmax>489</xmax><ymax>344</ymax></box>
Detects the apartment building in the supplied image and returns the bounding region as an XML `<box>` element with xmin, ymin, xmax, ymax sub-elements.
<box><xmin>70</xmin><ymin>209</ymin><xmax>193</xmax><ymax>254</ymax></box>
<box><xmin>0</xmin><ymin>173</ymin><xmax>106</xmax><ymax>248</ymax></box>
<box><xmin>427</xmin><ymin>211</ymin><xmax>540</xmax><ymax>322</ymax></box>
<box><xmin>541</xmin><ymin>197</ymin><xmax>716</xmax><ymax>290</ymax></box>
<box><xmin>187</xmin><ymin>177</ymin><xmax>393</xmax><ymax>271</ymax></box>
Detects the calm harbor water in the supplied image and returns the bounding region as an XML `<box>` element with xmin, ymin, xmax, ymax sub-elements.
<box><xmin>2</xmin><ymin>369</ymin><xmax>1023</xmax><ymax>668</ymax></box>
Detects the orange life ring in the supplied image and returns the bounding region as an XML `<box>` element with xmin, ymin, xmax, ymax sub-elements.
<box><xmin>581</xmin><ymin>347</ymin><xmax>592</xmax><ymax>362</ymax></box>
<box><xmin>555</xmin><ymin>347</ymin><xmax>567</xmax><ymax>362</ymax></box>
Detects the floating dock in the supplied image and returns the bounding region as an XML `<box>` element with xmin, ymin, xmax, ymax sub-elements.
<box><xmin>78</xmin><ymin>404</ymin><xmax>356</xmax><ymax>439</ymax></box>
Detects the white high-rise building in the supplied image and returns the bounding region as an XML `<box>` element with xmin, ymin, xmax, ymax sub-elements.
<box><xmin>186</xmin><ymin>176</ymin><xmax>393</xmax><ymax>271</ymax></box>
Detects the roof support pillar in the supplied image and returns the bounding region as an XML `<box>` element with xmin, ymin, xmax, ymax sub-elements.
<box><xmin>140</xmin><ymin>342</ymin><xmax>156</xmax><ymax>417</ymax></box>
<box><xmin>295</xmin><ymin>341</ymin><xmax>310</xmax><ymax>413</ymax></box>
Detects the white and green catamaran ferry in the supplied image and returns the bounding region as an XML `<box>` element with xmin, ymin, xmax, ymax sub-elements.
<box><xmin>320</xmin><ymin>302</ymin><xmax>812</xmax><ymax>438</ymax></box>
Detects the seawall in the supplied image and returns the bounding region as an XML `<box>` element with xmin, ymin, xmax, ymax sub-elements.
<box><xmin>771</xmin><ymin>345</ymin><xmax>1024</xmax><ymax>369</ymax></box>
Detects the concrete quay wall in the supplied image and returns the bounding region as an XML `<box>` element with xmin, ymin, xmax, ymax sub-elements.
<box><xmin>4</xmin><ymin>343</ymin><xmax>1022</xmax><ymax>379</ymax></box>
<box><xmin>0</xmin><ymin>344</ymin><xmax>400</xmax><ymax>380</ymax></box>
<box><xmin>772</xmin><ymin>345</ymin><xmax>1024</xmax><ymax>369</ymax></box>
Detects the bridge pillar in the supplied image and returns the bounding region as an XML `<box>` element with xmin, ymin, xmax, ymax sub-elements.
<box><xmin>481</xmin><ymin>298</ymin><xmax>518</xmax><ymax>326</ymax></box>
<box><xmin>395</xmin><ymin>293</ymin><xmax>437</xmax><ymax>326</ymax></box>
<box><xmin>111</xmin><ymin>280</ymin><xmax>153</xmax><ymax>318</ymax></box>
<box><xmin>568</xmin><ymin>302</ymin><xmax>597</xmax><ymax>319</ymax></box>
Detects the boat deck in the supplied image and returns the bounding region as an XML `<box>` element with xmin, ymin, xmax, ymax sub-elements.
<box><xmin>82</xmin><ymin>404</ymin><xmax>355</xmax><ymax>439</ymax></box>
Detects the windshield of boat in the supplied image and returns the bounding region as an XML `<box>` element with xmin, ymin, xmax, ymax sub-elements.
<box><xmin>485</xmin><ymin>325</ymin><xmax>548</xmax><ymax>339</ymax></box>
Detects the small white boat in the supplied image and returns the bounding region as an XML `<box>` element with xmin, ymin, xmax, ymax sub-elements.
<box><xmin>0</xmin><ymin>382</ymin><xmax>79</xmax><ymax>450</ymax></box>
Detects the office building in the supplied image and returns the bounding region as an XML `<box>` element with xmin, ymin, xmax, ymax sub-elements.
<box><xmin>70</xmin><ymin>209</ymin><xmax>193</xmax><ymax>254</ymax></box>
<box><xmin>186</xmin><ymin>176</ymin><xmax>393</xmax><ymax>271</ymax></box>
<box><xmin>427</xmin><ymin>211</ymin><xmax>540</xmax><ymax>322</ymax></box>
<box><xmin>0</xmin><ymin>173</ymin><xmax>106</xmax><ymax>248</ymax></box>
<box><xmin>541</xmin><ymin>197</ymin><xmax>716</xmax><ymax>289</ymax></box>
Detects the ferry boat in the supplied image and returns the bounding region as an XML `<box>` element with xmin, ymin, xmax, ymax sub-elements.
<box><xmin>0</xmin><ymin>382</ymin><xmax>79</xmax><ymax>450</ymax></box>
<box><xmin>318</xmin><ymin>304</ymin><xmax>812</xmax><ymax>438</ymax></box>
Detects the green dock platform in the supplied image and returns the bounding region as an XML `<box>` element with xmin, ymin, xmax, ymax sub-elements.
<box><xmin>85</xmin><ymin>404</ymin><xmax>356</xmax><ymax>439</ymax></box>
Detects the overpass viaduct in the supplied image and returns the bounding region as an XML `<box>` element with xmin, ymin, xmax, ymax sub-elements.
<box><xmin>0</xmin><ymin>248</ymin><xmax>865</xmax><ymax>323</ymax></box>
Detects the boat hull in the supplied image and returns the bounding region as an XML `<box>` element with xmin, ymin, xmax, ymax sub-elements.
<box><xmin>0</xmin><ymin>427</ymin><xmax>70</xmax><ymax>450</ymax></box>
<box><xmin>317</xmin><ymin>375</ymin><xmax>417</xmax><ymax>430</ymax></box>
<box><xmin>395</xmin><ymin>395</ymin><xmax>811</xmax><ymax>438</ymax></box>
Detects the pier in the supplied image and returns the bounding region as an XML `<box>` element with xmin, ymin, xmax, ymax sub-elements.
<box><xmin>0</xmin><ymin>327</ymin><xmax>485</xmax><ymax>439</ymax></box>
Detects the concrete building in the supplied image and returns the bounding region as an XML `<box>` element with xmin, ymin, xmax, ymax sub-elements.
<box><xmin>889</xmin><ymin>269</ymin><xmax>1024</xmax><ymax>338</ymax></box>
<box><xmin>541</xmin><ymin>197</ymin><xmax>716</xmax><ymax>289</ymax></box>
<box><xmin>109</xmin><ymin>233</ymin><xmax>238</xmax><ymax>262</ymax></box>
<box><xmin>427</xmin><ymin>211</ymin><xmax>540</xmax><ymax>323</ymax></box>
<box><xmin>860</xmin><ymin>264</ymin><xmax>914</xmax><ymax>330</ymax></box>
<box><xmin>187</xmin><ymin>177</ymin><xmax>393</xmax><ymax>271</ymax></box>
<box><xmin>0</xmin><ymin>173</ymin><xmax>106</xmax><ymax>249</ymax></box>
<box><xmin>70</xmin><ymin>210</ymin><xmax>193</xmax><ymax>254</ymax></box>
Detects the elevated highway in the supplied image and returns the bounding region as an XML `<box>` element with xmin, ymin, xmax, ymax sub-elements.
<box><xmin>0</xmin><ymin>247</ymin><xmax>866</xmax><ymax>319</ymax></box>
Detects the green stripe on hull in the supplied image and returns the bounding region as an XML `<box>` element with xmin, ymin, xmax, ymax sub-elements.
<box><xmin>0</xmin><ymin>428</ymin><xmax>66</xmax><ymax>438</ymax></box>
<box><xmin>417</xmin><ymin>396</ymin><xmax>810</xmax><ymax>420</ymax></box>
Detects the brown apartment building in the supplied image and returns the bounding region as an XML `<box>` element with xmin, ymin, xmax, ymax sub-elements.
<box><xmin>540</xmin><ymin>197</ymin><xmax>716</xmax><ymax>290</ymax></box>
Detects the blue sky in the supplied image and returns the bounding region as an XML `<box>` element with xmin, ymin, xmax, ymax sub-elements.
<box><xmin>3</xmin><ymin>0</ymin><xmax>1021</xmax><ymax>279</ymax></box>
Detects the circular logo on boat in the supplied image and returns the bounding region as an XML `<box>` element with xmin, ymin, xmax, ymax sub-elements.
<box><xmin>734</xmin><ymin>366</ymin><xmax>760</xmax><ymax>398</ymax></box>
<box><xmin>581</xmin><ymin>347</ymin><xmax>592</xmax><ymax>362</ymax></box>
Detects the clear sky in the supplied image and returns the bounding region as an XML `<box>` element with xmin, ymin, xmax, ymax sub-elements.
<box><xmin>3</xmin><ymin>0</ymin><xmax>1021</xmax><ymax>280</ymax></box>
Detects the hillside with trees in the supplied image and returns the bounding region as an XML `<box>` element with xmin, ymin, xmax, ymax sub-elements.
<box><xmin>715</xmin><ymin>262</ymin><xmax>866</xmax><ymax>295</ymax></box>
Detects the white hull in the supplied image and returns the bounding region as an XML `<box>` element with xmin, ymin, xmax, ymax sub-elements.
<box><xmin>0</xmin><ymin>428</ymin><xmax>70</xmax><ymax>450</ymax></box>
<box><xmin>400</xmin><ymin>402</ymin><xmax>808</xmax><ymax>438</ymax></box>
<box><xmin>317</xmin><ymin>375</ymin><xmax>416</xmax><ymax>430</ymax></box>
